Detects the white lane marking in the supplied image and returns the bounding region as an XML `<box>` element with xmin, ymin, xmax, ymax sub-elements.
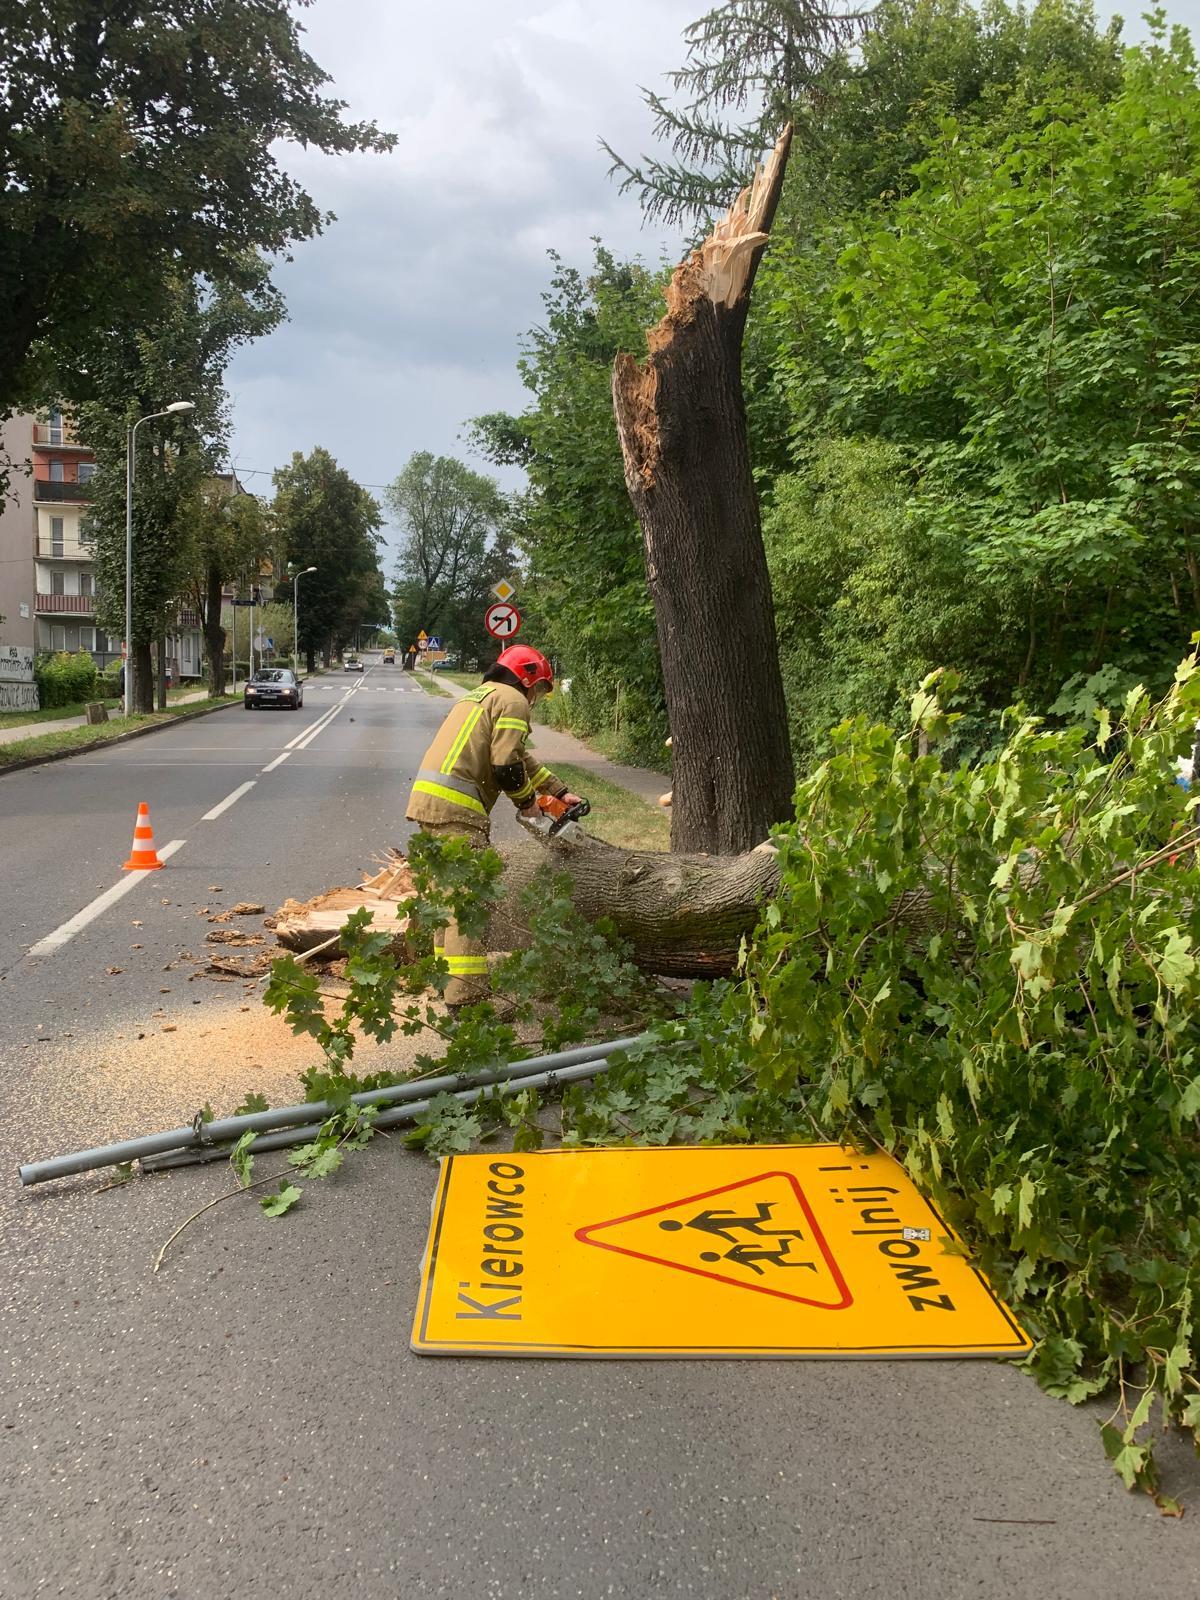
<box><xmin>25</xmin><ymin>840</ymin><xmax>187</xmax><ymax>960</ymax></box>
<box><xmin>283</xmin><ymin>696</ymin><xmax>346</xmax><ymax>749</ymax></box>
<box><xmin>261</xmin><ymin>750</ymin><xmax>292</xmax><ymax>773</ymax></box>
<box><xmin>200</xmin><ymin>780</ymin><xmax>256</xmax><ymax>821</ymax></box>
<box><xmin>292</xmin><ymin>683</ymin><xmax>360</xmax><ymax>751</ymax></box>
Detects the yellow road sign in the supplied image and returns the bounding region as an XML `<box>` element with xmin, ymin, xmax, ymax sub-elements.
<box><xmin>417</xmin><ymin>630</ymin><xmax>428</xmax><ymax>640</ymax></box>
<box><xmin>412</xmin><ymin>1145</ymin><xmax>1031</xmax><ymax>1359</ymax></box>
<box><xmin>492</xmin><ymin>578</ymin><xmax>517</xmax><ymax>604</ymax></box>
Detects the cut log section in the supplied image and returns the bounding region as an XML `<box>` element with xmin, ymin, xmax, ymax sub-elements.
<box><xmin>274</xmin><ymin>861</ymin><xmax>416</xmax><ymax>955</ymax></box>
<box><xmin>271</xmin><ymin>840</ymin><xmax>778</xmax><ymax>978</ymax></box>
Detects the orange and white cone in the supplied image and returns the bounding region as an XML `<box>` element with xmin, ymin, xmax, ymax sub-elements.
<box><xmin>122</xmin><ymin>802</ymin><xmax>165</xmax><ymax>871</ymax></box>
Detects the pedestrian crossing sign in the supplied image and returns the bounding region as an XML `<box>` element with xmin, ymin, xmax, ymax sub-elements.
<box><xmin>411</xmin><ymin>1146</ymin><xmax>1031</xmax><ymax>1359</ymax></box>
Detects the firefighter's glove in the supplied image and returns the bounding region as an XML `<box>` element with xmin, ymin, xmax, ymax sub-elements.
<box><xmin>561</xmin><ymin>792</ymin><xmax>588</xmax><ymax>812</ymax></box>
<box><xmin>517</xmin><ymin>805</ymin><xmax>554</xmax><ymax>838</ymax></box>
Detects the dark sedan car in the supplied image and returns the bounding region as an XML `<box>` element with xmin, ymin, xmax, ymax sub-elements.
<box><xmin>244</xmin><ymin>668</ymin><xmax>303</xmax><ymax>710</ymax></box>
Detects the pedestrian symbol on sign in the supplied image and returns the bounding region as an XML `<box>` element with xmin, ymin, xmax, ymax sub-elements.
<box><xmin>657</xmin><ymin>1202</ymin><xmax>816</xmax><ymax>1276</ymax></box>
<box><xmin>576</xmin><ymin>1171</ymin><xmax>851</xmax><ymax>1308</ymax></box>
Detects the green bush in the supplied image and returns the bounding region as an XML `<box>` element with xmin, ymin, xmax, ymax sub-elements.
<box><xmin>735</xmin><ymin>665</ymin><xmax>1200</xmax><ymax>1499</ymax></box>
<box><xmin>537</xmin><ymin>661</ymin><xmax>668</xmax><ymax>767</ymax></box>
<box><xmin>34</xmin><ymin>651</ymin><xmax>99</xmax><ymax>709</ymax></box>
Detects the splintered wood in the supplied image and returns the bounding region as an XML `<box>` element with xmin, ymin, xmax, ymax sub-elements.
<box><xmin>273</xmin><ymin>855</ymin><xmax>416</xmax><ymax>956</ymax></box>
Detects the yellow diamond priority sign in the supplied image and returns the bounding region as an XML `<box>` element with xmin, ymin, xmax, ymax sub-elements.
<box><xmin>411</xmin><ymin>1146</ymin><xmax>1031</xmax><ymax>1359</ymax></box>
<box><xmin>491</xmin><ymin>578</ymin><xmax>517</xmax><ymax>604</ymax></box>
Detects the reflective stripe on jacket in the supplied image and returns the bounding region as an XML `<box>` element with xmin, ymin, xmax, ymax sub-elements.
<box><xmin>406</xmin><ymin>681</ymin><xmax>566</xmax><ymax>830</ymax></box>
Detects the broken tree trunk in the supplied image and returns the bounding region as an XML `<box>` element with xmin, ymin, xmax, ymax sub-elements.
<box><xmin>612</xmin><ymin>125</ymin><xmax>796</xmax><ymax>858</ymax></box>
<box><xmin>273</xmin><ymin>839</ymin><xmax>780</xmax><ymax>979</ymax></box>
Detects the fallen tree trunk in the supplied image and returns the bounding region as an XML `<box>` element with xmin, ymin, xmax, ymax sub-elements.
<box><xmin>273</xmin><ymin>837</ymin><xmax>779</xmax><ymax>978</ymax></box>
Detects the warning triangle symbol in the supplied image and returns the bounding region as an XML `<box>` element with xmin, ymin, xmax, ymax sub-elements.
<box><xmin>575</xmin><ymin>1170</ymin><xmax>853</xmax><ymax>1309</ymax></box>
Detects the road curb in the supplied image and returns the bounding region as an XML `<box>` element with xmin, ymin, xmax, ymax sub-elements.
<box><xmin>0</xmin><ymin>698</ymin><xmax>241</xmax><ymax>778</ymax></box>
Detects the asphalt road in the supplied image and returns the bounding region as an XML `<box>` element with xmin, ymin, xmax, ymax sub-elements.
<box><xmin>1</xmin><ymin>656</ymin><xmax>1197</xmax><ymax>1600</ymax></box>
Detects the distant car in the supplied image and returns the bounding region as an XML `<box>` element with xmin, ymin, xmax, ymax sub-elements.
<box><xmin>244</xmin><ymin>668</ymin><xmax>303</xmax><ymax>711</ymax></box>
<box><xmin>382</xmin><ymin>648</ymin><xmax>396</xmax><ymax>664</ymax></box>
<box><xmin>343</xmin><ymin>656</ymin><xmax>364</xmax><ymax>672</ymax></box>
<box><xmin>430</xmin><ymin>655</ymin><xmax>460</xmax><ymax>672</ymax></box>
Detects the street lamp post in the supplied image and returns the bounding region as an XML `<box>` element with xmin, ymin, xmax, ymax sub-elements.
<box><xmin>292</xmin><ymin>566</ymin><xmax>316</xmax><ymax>671</ymax></box>
<box><xmin>125</xmin><ymin>401</ymin><xmax>194</xmax><ymax>717</ymax></box>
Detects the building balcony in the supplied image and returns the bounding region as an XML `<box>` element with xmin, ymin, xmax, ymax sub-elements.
<box><xmin>34</xmin><ymin>479</ymin><xmax>94</xmax><ymax>503</ymax></box>
<box><xmin>36</xmin><ymin>593</ymin><xmax>96</xmax><ymax>615</ymax></box>
<box><xmin>177</xmin><ymin>609</ymin><xmax>200</xmax><ymax>629</ymax></box>
<box><xmin>33</xmin><ymin>423</ymin><xmax>89</xmax><ymax>449</ymax></box>
<box><xmin>37</xmin><ymin>541</ymin><xmax>94</xmax><ymax>561</ymax></box>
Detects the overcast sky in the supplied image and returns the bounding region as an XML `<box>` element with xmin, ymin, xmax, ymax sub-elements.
<box><xmin>224</xmin><ymin>1</ymin><xmax>1200</xmax><ymax>569</ymax></box>
<box><xmin>224</xmin><ymin>0</ymin><xmax>699</xmax><ymax>562</ymax></box>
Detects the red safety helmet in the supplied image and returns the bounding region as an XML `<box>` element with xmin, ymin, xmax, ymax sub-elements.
<box><xmin>496</xmin><ymin>644</ymin><xmax>554</xmax><ymax>694</ymax></box>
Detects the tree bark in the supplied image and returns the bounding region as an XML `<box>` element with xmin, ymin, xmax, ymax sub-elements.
<box><xmin>612</xmin><ymin>126</ymin><xmax>796</xmax><ymax>857</ymax></box>
<box><xmin>133</xmin><ymin>640</ymin><xmax>154</xmax><ymax>714</ymax></box>
<box><xmin>203</xmin><ymin>562</ymin><xmax>227</xmax><ymax>696</ymax></box>
<box><xmin>274</xmin><ymin>836</ymin><xmax>780</xmax><ymax>978</ymax></box>
<box><xmin>155</xmin><ymin>629</ymin><xmax>168</xmax><ymax>711</ymax></box>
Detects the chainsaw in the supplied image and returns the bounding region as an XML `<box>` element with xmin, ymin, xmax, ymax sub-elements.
<box><xmin>520</xmin><ymin>793</ymin><xmax>591</xmax><ymax>840</ymax></box>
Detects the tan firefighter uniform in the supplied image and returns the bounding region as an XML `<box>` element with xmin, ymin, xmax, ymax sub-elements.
<box><xmin>405</xmin><ymin>680</ymin><xmax>567</xmax><ymax>1003</ymax></box>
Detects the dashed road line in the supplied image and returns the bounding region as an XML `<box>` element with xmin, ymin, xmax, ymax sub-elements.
<box><xmin>25</xmin><ymin>840</ymin><xmax>188</xmax><ymax>959</ymax></box>
<box><xmin>200</xmin><ymin>780</ymin><xmax>257</xmax><ymax>821</ymax></box>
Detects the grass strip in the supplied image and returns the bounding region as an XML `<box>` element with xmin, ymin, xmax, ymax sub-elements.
<box><xmin>0</xmin><ymin>697</ymin><xmax>238</xmax><ymax>766</ymax></box>
<box><xmin>0</xmin><ymin>696</ymin><xmax>120</xmax><ymax>729</ymax></box>
<box><xmin>544</xmin><ymin>760</ymin><xmax>670</xmax><ymax>852</ymax></box>
<box><xmin>414</xmin><ymin>671</ymin><xmax>451</xmax><ymax>697</ymax></box>
<box><xmin>0</xmin><ymin>684</ymin><xmax>206</xmax><ymax>731</ymax></box>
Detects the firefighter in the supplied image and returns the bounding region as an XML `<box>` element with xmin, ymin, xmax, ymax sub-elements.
<box><xmin>405</xmin><ymin>644</ymin><xmax>585</xmax><ymax>1009</ymax></box>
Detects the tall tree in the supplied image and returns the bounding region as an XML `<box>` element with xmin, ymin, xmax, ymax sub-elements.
<box><xmin>181</xmin><ymin>479</ymin><xmax>271</xmax><ymax>696</ymax></box>
<box><xmin>272</xmin><ymin>449</ymin><xmax>384</xmax><ymax>671</ymax></box>
<box><xmin>385</xmin><ymin>453</ymin><xmax>506</xmax><ymax>650</ymax></box>
<box><xmin>612</xmin><ymin>130</ymin><xmax>796</xmax><ymax>854</ymax></box>
<box><xmin>82</xmin><ymin>268</ymin><xmax>281</xmax><ymax>711</ymax></box>
<box><xmin>0</xmin><ymin>0</ymin><xmax>393</xmax><ymax>410</ymax></box>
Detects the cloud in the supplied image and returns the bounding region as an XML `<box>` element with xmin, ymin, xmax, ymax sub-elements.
<box><xmin>226</xmin><ymin>0</ymin><xmax>699</xmax><ymax>562</ymax></box>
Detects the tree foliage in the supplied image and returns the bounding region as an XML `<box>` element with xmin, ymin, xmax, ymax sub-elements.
<box><xmin>0</xmin><ymin>0</ymin><xmax>393</xmax><ymax>408</ymax></box>
<box><xmin>603</xmin><ymin>0</ymin><xmax>874</xmax><ymax>225</ymax></box>
<box><xmin>471</xmin><ymin>248</ymin><xmax>670</xmax><ymax>763</ymax></box>
<box><xmin>385</xmin><ymin>452</ymin><xmax>511</xmax><ymax>659</ymax></box>
<box><xmin>81</xmin><ymin>268</ymin><xmax>280</xmax><ymax>709</ymax></box>
<box><xmin>825</xmin><ymin>19</ymin><xmax>1200</xmax><ymax>718</ymax></box>
<box><xmin>271</xmin><ymin>448</ymin><xmax>385</xmax><ymax>670</ymax></box>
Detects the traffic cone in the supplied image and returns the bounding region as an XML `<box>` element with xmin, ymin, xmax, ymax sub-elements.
<box><xmin>122</xmin><ymin>802</ymin><xmax>165</xmax><ymax>871</ymax></box>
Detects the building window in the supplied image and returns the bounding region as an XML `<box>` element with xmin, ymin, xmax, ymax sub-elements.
<box><xmin>46</xmin><ymin>410</ymin><xmax>63</xmax><ymax>445</ymax></box>
<box><xmin>65</xmin><ymin>625</ymin><xmax>79</xmax><ymax>651</ymax></box>
<box><xmin>79</xmin><ymin>572</ymin><xmax>94</xmax><ymax>597</ymax></box>
<box><xmin>78</xmin><ymin>461</ymin><xmax>96</xmax><ymax>484</ymax></box>
<box><xmin>80</xmin><ymin>627</ymin><xmax>95</xmax><ymax>652</ymax></box>
<box><xmin>182</xmin><ymin>634</ymin><xmax>192</xmax><ymax>664</ymax></box>
<box><xmin>50</xmin><ymin>569</ymin><xmax>65</xmax><ymax>596</ymax></box>
<box><xmin>51</xmin><ymin>624</ymin><xmax>65</xmax><ymax>650</ymax></box>
<box><xmin>50</xmin><ymin>515</ymin><xmax>64</xmax><ymax>557</ymax></box>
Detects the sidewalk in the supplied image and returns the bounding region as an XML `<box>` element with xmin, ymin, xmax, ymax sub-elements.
<box><xmin>430</xmin><ymin>672</ymin><xmax>670</xmax><ymax>807</ymax></box>
<box><xmin>0</xmin><ymin>689</ymin><xmax>209</xmax><ymax>748</ymax></box>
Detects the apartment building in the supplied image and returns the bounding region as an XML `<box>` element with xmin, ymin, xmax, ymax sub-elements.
<box><xmin>0</xmin><ymin>411</ymin><xmax>203</xmax><ymax>679</ymax></box>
